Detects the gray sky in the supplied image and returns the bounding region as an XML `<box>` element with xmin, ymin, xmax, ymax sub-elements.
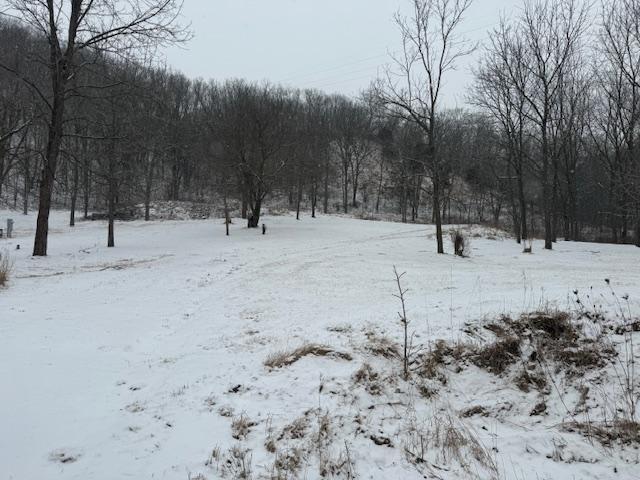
<box><xmin>164</xmin><ymin>0</ymin><xmax>521</xmax><ymax>106</ymax></box>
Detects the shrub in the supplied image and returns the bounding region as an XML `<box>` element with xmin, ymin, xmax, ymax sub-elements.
<box><xmin>264</xmin><ymin>343</ymin><xmax>352</xmax><ymax>369</ymax></box>
<box><xmin>0</xmin><ymin>252</ymin><xmax>12</xmax><ymax>287</ymax></box>
<box><xmin>449</xmin><ymin>229</ymin><xmax>470</xmax><ymax>257</ymax></box>
<box><xmin>472</xmin><ymin>336</ymin><xmax>520</xmax><ymax>374</ymax></box>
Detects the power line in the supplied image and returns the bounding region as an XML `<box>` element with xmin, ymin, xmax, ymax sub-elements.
<box><xmin>279</xmin><ymin>52</ymin><xmax>391</xmax><ymax>83</ymax></box>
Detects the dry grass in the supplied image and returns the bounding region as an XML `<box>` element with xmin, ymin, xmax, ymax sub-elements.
<box><xmin>278</xmin><ymin>415</ymin><xmax>310</xmax><ymax>441</ymax></box>
<box><xmin>264</xmin><ymin>343</ymin><xmax>352</xmax><ymax>369</ymax></box>
<box><xmin>562</xmin><ymin>420</ymin><xmax>640</xmax><ymax>446</ymax></box>
<box><xmin>352</xmin><ymin>363</ymin><xmax>384</xmax><ymax>395</ymax></box>
<box><xmin>514</xmin><ymin>368</ymin><xmax>548</xmax><ymax>393</ymax></box>
<box><xmin>411</xmin><ymin>310</ymin><xmax>616</xmax><ymax>385</ymax></box>
<box><xmin>416</xmin><ymin>339</ymin><xmax>466</xmax><ymax>381</ymax></box>
<box><xmin>484</xmin><ymin>310</ymin><xmax>615</xmax><ymax>373</ymax></box>
<box><xmin>450</xmin><ymin>228</ymin><xmax>471</xmax><ymax>257</ymax></box>
<box><xmin>231</xmin><ymin>414</ymin><xmax>257</xmax><ymax>440</ymax></box>
<box><xmin>403</xmin><ymin>412</ymin><xmax>497</xmax><ymax>478</ymax></box>
<box><xmin>0</xmin><ymin>252</ymin><xmax>12</xmax><ymax>287</ymax></box>
<box><xmin>364</xmin><ymin>332</ymin><xmax>400</xmax><ymax>358</ymax></box>
<box><xmin>219</xmin><ymin>445</ymin><xmax>253</xmax><ymax>479</ymax></box>
<box><xmin>472</xmin><ymin>336</ymin><xmax>520</xmax><ymax>374</ymax></box>
<box><xmin>270</xmin><ymin>447</ymin><xmax>304</xmax><ymax>479</ymax></box>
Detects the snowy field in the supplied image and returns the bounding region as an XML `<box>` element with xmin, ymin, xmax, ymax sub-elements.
<box><xmin>1</xmin><ymin>210</ymin><xmax>639</xmax><ymax>480</ymax></box>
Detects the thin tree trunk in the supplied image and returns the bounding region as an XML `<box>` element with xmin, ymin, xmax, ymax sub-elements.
<box><xmin>107</xmin><ymin>160</ymin><xmax>116</xmax><ymax>248</ymax></box>
<box><xmin>296</xmin><ymin>178</ymin><xmax>302</xmax><ymax>220</ymax></box>
<box><xmin>248</xmin><ymin>196</ymin><xmax>262</xmax><ymax>228</ymax></box>
<box><xmin>375</xmin><ymin>159</ymin><xmax>384</xmax><ymax>213</ymax></box>
<box><xmin>83</xmin><ymin>157</ymin><xmax>90</xmax><ymax>220</ymax></box>
<box><xmin>518</xmin><ymin>170</ymin><xmax>528</xmax><ymax>241</ymax></box>
<box><xmin>323</xmin><ymin>155</ymin><xmax>329</xmax><ymax>214</ymax></box>
<box><xmin>70</xmin><ymin>159</ymin><xmax>78</xmax><ymax>227</ymax></box>
<box><xmin>311</xmin><ymin>180</ymin><xmax>317</xmax><ymax>218</ymax></box>
<box><xmin>144</xmin><ymin>153</ymin><xmax>154</xmax><ymax>221</ymax></box>
<box><xmin>22</xmin><ymin>173</ymin><xmax>29</xmax><ymax>215</ymax></box>
<box><xmin>342</xmin><ymin>160</ymin><xmax>349</xmax><ymax>213</ymax></box>
<box><xmin>433</xmin><ymin>178</ymin><xmax>444</xmax><ymax>254</ymax></box>
<box><xmin>241</xmin><ymin>188</ymin><xmax>248</xmax><ymax>219</ymax></box>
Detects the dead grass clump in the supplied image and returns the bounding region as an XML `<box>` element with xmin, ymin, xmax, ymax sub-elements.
<box><xmin>554</xmin><ymin>343</ymin><xmax>611</xmax><ymax>370</ymax></box>
<box><xmin>265</xmin><ymin>438</ymin><xmax>277</xmax><ymax>454</ymax></box>
<box><xmin>472</xmin><ymin>336</ymin><xmax>520</xmax><ymax>374</ymax></box>
<box><xmin>460</xmin><ymin>405</ymin><xmax>489</xmax><ymax>418</ymax></box>
<box><xmin>491</xmin><ymin>310</ymin><xmax>616</xmax><ymax>373</ymax></box>
<box><xmin>231</xmin><ymin>415</ymin><xmax>257</xmax><ymax>440</ymax></box>
<box><xmin>318</xmin><ymin>443</ymin><xmax>357</xmax><ymax>479</ymax></box>
<box><xmin>264</xmin><ymin>343</ymin><xmax>352</xmax><ymax>369</ymax></box>
<box><xmin>404</xmin><ymin>413</ymin><xmax>497</xmax><ymax>477</ymax></box>
<box><xmin>364</xmin><ymin>332</ymin><xmax>400</xmax><ymax>358</ymax></box>
<box><xmin>0</xmin><ymin>252</ymin><xmax>13</xmax><ymax>287</ymax></box>
<box><xmin>352</xmin><ymin>363</ymin><xmax>383</xmax><ymax>395</ymax></box>
<box><xmin>449</xmin><ymin>228</ymin><xmax>471</xmax><ymax>257</ymax></box>
<box><xmin>530</xmin><ymin>401</ymin><xmax>547</xmax><ymax>416</ymax></box>
<box><xmin>416</xmin><ymin>340</ymin><xmax>466</xmax><ymax>380</ymax></box>
<box><xmin>270</xmin><ymin>447</ymin><xmax>305</xmax><ymax>479</ymax></box>
<box><xmin>520</xmin><ymin>311</ymin><xmax>575</xmax><ymax>340</ymax></box>
<box><xmin>514</xmin><ymin>368</ymin><xmax>548</xmax><ymax>393</ymax></box>
<box><xmin>562</xmin><ymin>420</ymin><xmax>640</xmax><ymax>446</ymax></box>
<box><xmin>219</xmin><ymin>445</ymin><xmax>253</xmax><ymax>479</ymax></box>
<box><xmin>278</xmin><ymin>415</ymin><xmax>310</xmax><ymax>441</ymax></box>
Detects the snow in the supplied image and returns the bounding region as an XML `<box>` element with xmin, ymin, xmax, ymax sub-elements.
<box><xmin>1</xmin><ymin>210</ymin><xmax>639</xmax><ymax>479</ymax></box>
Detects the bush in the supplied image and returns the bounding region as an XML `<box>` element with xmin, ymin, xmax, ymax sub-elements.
<box><xmin>449</xmin><ymin>228</ymin><xmax>470</xmax><ymax>257</ymax></box>
<box><xmin>472</xmin><ymin>336</ymin><xmax>521</xmax><ymax>374</ymax></box>
<box><xmin>0</xmin><ymin>252</ymin><xmax>12</xmax><ymax>287</ymax></box>
<box><xmin>264</xmin><ymin>343</ymin><xmax>352</xmax><ymax>369</ymax></box>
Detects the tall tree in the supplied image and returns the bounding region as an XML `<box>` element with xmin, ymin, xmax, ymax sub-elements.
<box><xmin>0</xmin><ymin>0</ymin><xmax>187</xmax><ymax>255</ymax></box>
<box><xmin>375</xmin><ymin>0</ymin><xmax>475</xmax><ymax>253</ymax></box>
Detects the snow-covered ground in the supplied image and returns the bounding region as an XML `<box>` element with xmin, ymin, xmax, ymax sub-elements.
<box><xmin>1</xmin><ymin>210</ymin><xmax>639</xmax><ymax>480</ymax></box>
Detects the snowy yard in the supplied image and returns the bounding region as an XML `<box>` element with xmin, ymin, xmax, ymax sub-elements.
<box><xmin>1</xmin><ymin>211</ymin><xmax>639</xmax><ymax>480</ymax></box>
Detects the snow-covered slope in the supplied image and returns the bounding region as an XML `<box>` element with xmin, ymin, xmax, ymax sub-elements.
<box><xmin>1</xmin><ymin>211</ymin><xmax>638</xmax><ymax>479</ymax></box>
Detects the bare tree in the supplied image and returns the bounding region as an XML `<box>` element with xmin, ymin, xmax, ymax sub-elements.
<box><xmin>599</xmin><ymin>0</ymin><xmax>640</xmax><ymax>246</ymax></box>
<box><xmin>0</xmin><ymin>0</ymin><xmax>188</xmax><ymax>255</ymax></box>
<box><xmin>375</xmin><ymin>0</ymin><xmax>475</xmax><ymax>253</ymax></box>
<box><xmin>331</xmin><ymin>96</ymin><xmax>375</xmax><ymax>213</ymax></box>
<box><xmin>472</xmin><ymin>27</ymin><xmax>531</xmax><ymax>242</ymax></box>
<box><xmin>492</xmin><ymin>0</ymin><xmax>589</xmax><ymax>249</ymax></box>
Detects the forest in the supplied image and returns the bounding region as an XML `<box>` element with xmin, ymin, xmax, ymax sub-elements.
<box><xmin>0</xmin><ymin>0</ymin><xmax>639</xmax><ymax>255</ymax></box>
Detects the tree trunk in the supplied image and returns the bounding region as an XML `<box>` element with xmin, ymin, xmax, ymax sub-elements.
<box><xmin>351</xmin><ymin>165</ymin><xmax>359</xmax><ymax>208</ymax></box>
<box><xmin>107</xmin><ymin>169</ymin><xmax>116</xmax><ymax>248</ymax></box>
<box><xmin>296</xmin><ymin>178</ymin><xmax>302</xmax><ymax>220</ymax></box>
<box><xmin>83</xmin><ymin>157</ymin><xmax>90</xmax><ymax>219</ymax></box>
<box><xmin>375</xmin><ymin>159</ymin><xmax>384</xmax><ymax>213</ymax></box>
<box><xmin>541</xmin><ymin>123</ymin><xmax>553</xmax><ymax>250</ymax></box>
<box><xmin>33</xmin><ymin>46</ymin><xmax>70</xmax><ymax>256</ymax></box>
<box><xmin>14</xmin><ymin>174</ymin><xmax>18</xmax><ymax>209</ymax></box>
<box><xmin>144</xmin><ymin>153</ymin><xmax>154</xmax><ymax>221</ymax></box>
<box><xmin>22</xmin><ymin>173</ymin><xmax>29</xmax><ymax>216</ymax></box>
<box><xmin>224</xmin><ymin>194</ymin><xmax>230</xmax><ymax>236</ymax></box>
<box><xmin>323</xmin><ymin>155</ymin><xmax>329</xmax><ymax>214</ymax></box>
<box><xmin>241</xmin><ymin>189</ymin><xmax>248</xmax><ymax>219</ymax></box>
<box><xmin>433</xmin><ymin>178</ymin><xmax>444</xmax><ymax>254</ymax></box>
<box><xmin>33</xmin><ymin>101</ymin><xmax>65</xmax><ymax>256</ymax></box>
<box><xmin>247</xmin><ymin>196</ymin><xmax>262</xmax><ymax>228</ymax></box>
<box><xmin>518</xmin><ymin>171</ymin><xmax>528</xmax><ymax>241</ymax></box>
<box><xmin>70</xmin><ymin>159</ymin><xmax>78</xmax><ymax>227</ymax></box>
<box><xmin>311</xmin><ymin>180</ymin><xmax>317</xmax><ymax>218</ymax></box>
<box><xmin>342</xmin><ymin>160</ymin><xmax>349</xmax><ymax>213</ymax></box>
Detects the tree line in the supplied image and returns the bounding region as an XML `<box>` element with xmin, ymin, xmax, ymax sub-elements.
<box><xmin>0</xmin><ymin>0</ymin><xmax>639</xmax><ymax>255</ymax></box>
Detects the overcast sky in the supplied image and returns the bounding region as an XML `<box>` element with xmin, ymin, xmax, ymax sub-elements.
<box><xmin>164</xmin><ymin>0</ymin><xmax>522</xmax><ymax>106</ymax></box>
